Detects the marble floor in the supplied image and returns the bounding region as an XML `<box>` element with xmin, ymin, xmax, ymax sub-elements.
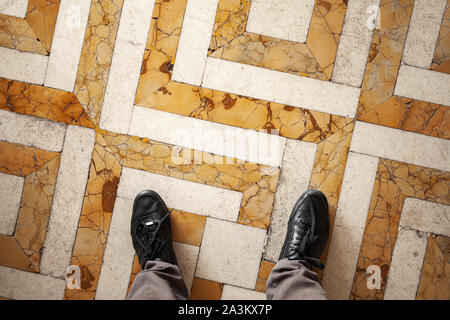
<box><xmin>0</xmin><ymin>0</ymin><xmax>449</xmax><ymax>300</ymax></box>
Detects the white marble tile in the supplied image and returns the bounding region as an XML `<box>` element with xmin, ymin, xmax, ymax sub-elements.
<box><xmin>339</xmin><ymin>0</ymin><xmax>381</xmax><ymax>38</ymax></box>
<box><xmin>402</xmin><ymin>0</ymin><xmax>447</xmax><ymax>69</ymax></box>
<box><xmin>0</xmin><ymin>0</ymin><xmax>28</xmax><ymax>18</ymax></box>
<box><xmin>322</xmin><ymin>152</ymin><xmax>379</xmax><ymax>300</ymax></box>
<box><xmin>196</xmin><ymin>218</ymin><xmax>267</xmax><ymax>289</ymax></box>
<box><xmin>99</xmin><ymin>0</ymin><xmax>156</xmax><ymax>134</ymax></box>
<box><xmin>0</xmin><ymin>110</ymin><xmax>66</xmax><ymax>152</ymax></box>
<box><xmin>394</xmin><ymin>65</ymin><xmax>450</xmax><ymax>107</ymax></box>
<box><xmin>350</xmin><ymin>121</ymin><xmax>450</xmax><ymax>172</ymax></box>
<box><xmin>0</xmin><ymin>47</ymin><xmax>48</xmax><ymax>85</ymax></box>
<box><xmin>0</xmin><ymin>172</ymin><xmax>24</xmax><ymax>236</ymax></box>
<box><xmin>202</xmin><ymin>58</ymin><xmax>361</xmax><ymax>118</ymax></box>
<box><xmin>400</xmin><ymin>198</ymin><xmax>450</xmax><ymax>237</ymax></box>
<box><xmin>263</xmin><ymin>140</ymin><xmax>317</xmax><ymax>262</ymax></box>
<box><xmin>40</xmin><ymin>125</ymin><xmax>95</xmax><ymax>278</ymax></box>
<box><xmin>129</xmin><ymin>107</ymin><xmax>286</xmax><ymax>167</ymax></box>
<box><xmin>171</xmin><ymin>0</ymin><xmax>219</xmax><ymax>86</ymax></box>
<box><xmin>0</xmin><ymin>266</ymin><xmax>66</xmax><ymax>300</ymax></box>
<box><xmin>384</xmin><ymin>228</ymin><xmax>428</xmax><ymax>300</ymax></box>
<box><xmin>96</xmin><ymin>196</ymin><xmax>135</xmax><ymax>300</ymax></box>
<box><xmin>246</xmin><ymin>0</ymin><xmax>315</xmax><ymax>43</ymax></box>
<box><xmin>221</xmin><ymin>285</ymin><xmax>266</xmax><ymax>300</ymax></box>
<box><xmin>117</xmin><ymin>167</ymin><xmax>242</xmax><ymax>222</ymax></box>
<box><xmin>44</xmin><ymin>0</ymin><xmax>91</xmax><ymax>92</ymax></box>
<box><xmin>332</xmin><ymin>0</ymin><xmax>380</xmax><ymax>87</ymax></box>
<box><xmin>173</xmin><ymin>242</ymin><xmax>199</xmax><ymax>293</ymax></box>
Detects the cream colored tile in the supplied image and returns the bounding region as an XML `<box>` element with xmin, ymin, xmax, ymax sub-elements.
<box><xmin>44</xmin><ymin>0</ymin><xmax>91</xmax><ymax>92</ymax></box>
<box><xmin>400</xmin><ymin>198</ymin><xmax>450</xmax><ymax>237</ymax></box>
<box><xmin>171</xmin><ymin>0</ymin><xmax>219</xmax><ymax>86</ymax></box>
<box><xmin>40</xmin><ymin>125</ymin><xmax>95</xmax><ymax>278</ymax></box>
<box><xmin>173</xmin><ymin>242</ymin><xmax>199</xmax><ymax>293</ymax></box>
<box><xmin>332</xmin><ymin>0</ymin><xmax>380</xmax><ymax>87</ymax></box>
<box><xmin>384</xmin><ymin>229</ymin><xmax>428</xmax><ymax>300</ymax></box>
<box><xmin>351</xmin><ymin>121</ymin><xmax>450</xmax><ymax>172</ymax></box>
<box><xmin>117</xmin><ymin>167</ymin><xmax>242</xmax><ymax>222</ymax></box>
<box><xmin>0</xmin><ymin>110</ymin><xmax>66</xmax><ymax>152</ymax></box>
<box><xmin>0</xmin><ymin>172</ymin><xmax>24</xmax><ymax>236</ymax></box>
<box><xmin>0</xmin><ymin>0</ymin><xmax>28</xmax><ymax>18</ymax></box>
<box><xmin>322</xmin><ymin>152</ymin><xmax>379</xmax><ymax>300</ymax></box>
<box><xmin>246</xmin><ymin>0</ymin><xmax>315</xmax><ymax>43</ymax></box>
<box><xmin>96</xmin><ymin>196</ymin><xmax>135</xmax><ymax>300</ymax></box>
<box><xmin>202</xmin><ymin>58</ymin><xmax>361</xmax><ymax>118</ymax></box>
<box><xmin>99</xmin><ymin>0</ymin><xmax>156</xmax><ymax>134</ymax></box>
<box><xmin>0</xmin><ymin>266</ymin><xmax>66</xmax><ymax>300</ymax></box>
<box><xmin>394</xmin><ymin>65</ymin><xmax>450</xmax><ymax>107</ymax></box>
<box><xmin>196</xmin><ymin>218</ymin><xmax>266</xmax><ymax>289</ymax></box>
<box><xmin>221</xmin><ymin>285</ymin><xmax>266</xmax><ymax>300</ymax></box>
<box><xmin>0</xmin><ymin>47</ymin><xmax>48</xmax><ymax>85</ymax></box>
<box><xmin>129</xmin><ymin>107</ymin><xmax>286</xmax><ymax>167</ymax></box>
<box><xmin>264</xmin><ymin>140</ymin><xmax>317</xmax><ymax>262</ymax></box>
<box><xmin>402</xmin><ymin>0</ymin><xmax>447</xmax><ymax>69</ymax></box>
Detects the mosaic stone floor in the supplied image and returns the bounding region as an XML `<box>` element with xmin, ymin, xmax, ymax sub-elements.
<box><xmin>0</xmin><ymin>0</ymin><xmax>449</xmax><ymax>300</ymax></box>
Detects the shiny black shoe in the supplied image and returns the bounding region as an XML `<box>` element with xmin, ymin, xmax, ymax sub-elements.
<box><xmin>131</xmin><ymin>190</ymin><xmax>178</xmax><ymax>269</ymax></box>
<box><xmin>279</xmin><ymin>190</ymin><xmax>330</xmax><ymax>270</ymax></box>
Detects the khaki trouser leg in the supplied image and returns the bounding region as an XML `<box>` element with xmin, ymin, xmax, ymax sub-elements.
<box><xmin>266</xmin><ymin>258</ymin><xmax>328</xmax><ymax>300</ymax></box>
<box><xmin>126</xmin><ymin>260</ymin><xmax>189</xmax><ymax>300</ymax></box>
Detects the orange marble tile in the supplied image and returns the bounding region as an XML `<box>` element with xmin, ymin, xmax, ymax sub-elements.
<box><xmin>255</xmin><ymin>260</ymin><xmax>275</xmax><ymax>293</ymax></box>
<box><xmin>74</xmin><ymin>0</ymin><xmax>124</xmax><ymax>125</ymax></box>
<box><xmin>190</xmin><ymin>278</ymin><xmax>223</xmax><ymax>300</ymax></box>
<box><xmin>357</xmin><ymin>0</ymin><xmax>449</xmax><ymax>139</ymax></box>
<box><xmin>431</xmin><ymin>0</ymin><xmax>450</xmax><ymax>74</ymax></box>
<box><xmin>359</xmin><ymin>97</ymin><xmax>450</xmax><ymax>139</ymax></box>
<box><xmin>0</xmin><ymin>141</ymin><xmax>59</xmax><ymax>176</ymax></box>
<box><xmin>310</xmin><ymin>122</ymin><xmax>354</xmax><ymax>228</ymax></box>
<box><xmin>25</xmin><ymin>0</ymin><xmax>60</xmax><ymax>53</ymax></box>
<box><xmin>351</xmin><ymin>159</ymin><xmax>450</xmax><ymax>300</ymax></box>
<box><xmin>171</xmin><ymin>209</ymin><xmax>206</xmax><ymax>247</ymax></box>
<box><xmin>416</xmin><ymin>235</ymin><xmax>450</xmax><ymax>300</ymax></box>
<box><xmin>134</xmin><ymin>0</ymin><xmax>351</xmax><ymax>143</ymax></box>
<box><xmin>0</xmin><ymin>153</ymin><xmax>60</xmax><ymax>272</ymax></box>
<box><xmin>0</xmin><ymin>78</ymin><xmax>94</xmax><ymax>128</ymax></box>
<box><xmin>0</xmin><ymin>14</ymin><xmax>47</xmax><ymax>54</ymax></box>
<box><xmin>0</xmin><ymin>0</ymin><xmax>60</xmax><ymax>55</ymax></box>
<box><xmin>0</xmin><ymin>236</ymin><xmax>31</xmax><ymax>270</ymax></box>
<box><xmin>209</xmin><ymin>0</ymin><xmax>347</xmax><ymax>80</ymax></box>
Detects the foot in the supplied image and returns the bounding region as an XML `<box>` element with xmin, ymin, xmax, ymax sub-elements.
<box><xmin>131</xmin><ymin>190</ymin><xmax>178</xmax><ymax>269</ymax></box>
<box><xmin>279</xmin><ymin>190</ymin><xmax>330</xmax><ymax>270</ymax></box>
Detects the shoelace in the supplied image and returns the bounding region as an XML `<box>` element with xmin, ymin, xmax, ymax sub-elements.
<box><xmin>136</xmin><ymin>209</ymin><xmax>172</xmax><ymax>260</ymax></box>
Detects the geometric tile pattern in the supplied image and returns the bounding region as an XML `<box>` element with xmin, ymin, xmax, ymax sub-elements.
<box><xmin>0</xmin><ymin>0</ymin><xmax>449</xmax><ymax>300</ymax></box>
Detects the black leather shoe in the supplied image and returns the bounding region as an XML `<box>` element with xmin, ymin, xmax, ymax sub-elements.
<box><xmin>131</xmin><ymin>190</ymin><xmax>178</xmax><ymax>269</ymax></box>
<box><xmin>279</xmin><ymin>190</ymin><xmax>330</xmax><ymax>270</ymax></box>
